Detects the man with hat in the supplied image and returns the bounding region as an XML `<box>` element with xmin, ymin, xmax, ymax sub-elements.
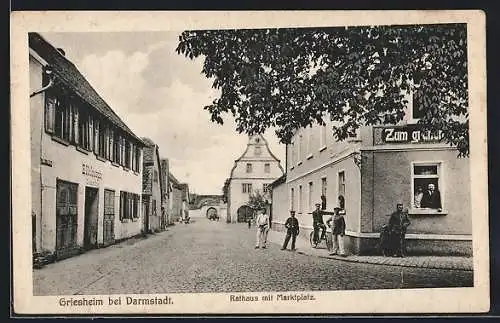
<box><xmin>388</xmin><ymin>202</ymin><xmax>411</xmax><ymax>257</ymax></box>
<box><xmin>281</xmin><ymin>210</ymin><xmax>300</xmax><ymax>251</ymax></box>
<box><xmin>309</xmin><ymin>202</ymin><xmax>335</xmax><ymax>247</ymax></box>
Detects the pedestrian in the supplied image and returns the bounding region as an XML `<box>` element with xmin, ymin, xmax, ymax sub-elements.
<box><xmin>310</xmin><ymin>203</ymin><xmax>327</xmax><ymax>246</ymax></box>
<box><xmin>247</xmin><ymin>214</ymin><xmax>252</xmax><ymax>229</ymax></box>
<box><xmin>255</xmin><ymin>208</ymin><xmax>270</xmax><ymax>249</ymax></box>
<box><xmin>328</xmin><ymin>207</ymin><xmax>347</xmax><ymax>257</ymax></box>
<box><xmin>281</xmin><ymin>210</ymin><xmax>300</xmax><ymax>251</ymax></box>
<box><xmin>388</xmin><ymin>203</ymin><xmax>411</xmax><ymax>257</ymax></box>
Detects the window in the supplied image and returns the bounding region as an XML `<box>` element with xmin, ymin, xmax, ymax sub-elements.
<box><xmin>107</xmin><ymin>128</ymin><xmax>114</xmax><ymax>161</ymax></box>
<box><xmin>307</xmin><ymin>128</ymin><xmax>313</xmax><ymax>155</ymax></box>
<box><xmin>119</xmin><ymin>191</ymin><xmax>140</xmax><ymax>221</ymax></box>
<box><xmin>78</xmin><ymin>109</ymin><xmax>91</xmax><ymax>150</ymax></box>
<box><xmin>134</xmin><ymin>147</ymin><xmax>141</xmax><ymax>172</ymax></box>
<box><xmin>242</xmin><ymin>183</ymin><xmax>252</xmax><ymax>194</ymax></box>
<box><xmin>125</xmin><ymin>141</ymin><xmax>131</xmax><ymax>169</ymax></box>
<box><xmin>98</xmin><ymin>122</ymin><xmax>106</xmax><ymax>158</ymax></box>
<box><xmin>338</xmin><ymin>171</ymin><xmax>345</xmax><ymax>198</ymax></box>
<box><xmin>412</xmin><ymin>163</ymin><xmax>442</xmax><ymax>209</ymax></box>
<box><xmin>154</xmin><ymin>170</ymin><xmax>159</xmax><ymax>182</ymax></box>
<box><xmin>298</xmin><ymin>185</ymin><xmax>303</xmax><ymax>213</ymax></box>
<box><xmin>298</xmin><ymin>134</ymin><xmax>303</xmax><ymax>162</ymax></box>
<box><xmin>263</xmin><ymin>183</ymin><xmax>269</xmax><ymax>193</ymax></box>
<box><xmin>255</xmin><ymin>146</ymin><xmax>262</xmax><ymax>156</ymax></box>
<box><xmin>46</xmin><ymin>92</ymin><xmax>72</xmax><ymax>142</ymax></box>
<box><xmin>246</xmin><ymin>163</ymin><xmax>253</xmax><ymax>173</ymax></box>
<box><xmin>321</xmin><ymin>177</ymin><xmax>327</xmax><ymax>209</ymax></box>
<box><xmin>290</xmin><ymin>188</ymin><xmax>295</xmax><ymax>211</ymax></box>
<box><xmin>113</xmin><ymin>133</ymin><xmax>120</xmax><ymax>164</ymax></box>
<box><xmin>289</xmin><ymin>140</ymin><xmax>295</xmax><ymax>168</ymax></box>
<box><xmin>264</xmin><ymin>163</ymin><xmax>270</xmax><ymax>173</ymax></box>
<box><xmin>320</xmin><ymin>125</ymin><xmax>327</xmax><ymax>149</ymax></box>
<box><xmin>308</xmin><ymin>182</ymin><xmax>313</xmax><ymax>212</ymax></box>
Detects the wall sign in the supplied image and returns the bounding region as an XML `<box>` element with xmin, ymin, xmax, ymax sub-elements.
<box><xmin>374</xmin><ymin>125</ymin><xmax>444</xmax><ymax>145</ymax></box>
<box><xmin>82</xmin><ymin>163</ymin><xmax>102</xmax><ymax>186</ymax></box>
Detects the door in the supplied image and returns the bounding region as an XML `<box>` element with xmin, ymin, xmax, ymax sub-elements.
<box><xmin>103</xmin><ymin>189</ymin><xmax>115</xmax><ymax>246</ymax></box>
<box><xmin>84</xmin><ymin>187</ymin><xmax>99</xmax><ymax>250</ymax></box>
<box><xmin>237</xmin><ymin>205</ymin><xmax>253</xmax><ymax>223</ymax></box>
<box><xmin>142</xmin><ymin>196</ymin><xmax>150</xmax><ymax>233</ymax></box>
<box><xmin>55</xmin><ymin>180</ymin><xmax>79</xmax><ymax>259</ymax></box>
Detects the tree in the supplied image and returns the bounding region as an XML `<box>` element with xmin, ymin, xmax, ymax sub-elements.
<box><xmin>247</xmin><ymin>190</ymin><xmax>268</xmax><ymax>211</ymax></box>
<box><xmin>222</xmin><ymin>178</ymin><xmax>230</xmax><ymax>203</ymax></box>
<box><xmin>176</xmin><ymin>24</ymin><xmax>469</xmax><ymax>157</ymax></box>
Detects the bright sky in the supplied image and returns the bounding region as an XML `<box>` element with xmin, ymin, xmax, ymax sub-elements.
<box><xmin>41</xmin><ymin>31</ymin><xmax>286</xmax><ymax>195</ymax></box>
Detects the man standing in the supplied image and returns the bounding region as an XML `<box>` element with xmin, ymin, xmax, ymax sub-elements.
<box><xmin>421</xmin><ymin>183</ymin><xmax>442</xmax><ymax>211</ymax></box>
<box><xmin>255</xmin><ymin>208</ymin><xmax>270</xmax><ymax>249</ymax></box>
<box><xmin>388</xmin><ymin>203</ymin><xmax>411</xmax><ymax>257</ymax></box>
<box><xmin>281</xmin><ymin>210</ymin><xmax>300</xmax><ymax>251</ymax></box>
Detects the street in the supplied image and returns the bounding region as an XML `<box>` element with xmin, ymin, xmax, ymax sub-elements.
<box><xmin>33</xmin><ymin>211</ymin><xmax>473</xmax><ymax>296</ymax></box>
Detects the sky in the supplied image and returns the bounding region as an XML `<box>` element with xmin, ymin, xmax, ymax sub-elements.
<box><xmin>41</xmin><ymin>31</ymin><xmax>286</xmax><ymax>195</ymax></box>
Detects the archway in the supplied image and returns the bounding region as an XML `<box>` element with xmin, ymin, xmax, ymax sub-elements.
<box><xmin>237</xmin><ymin>205</ymin><xmax>253</xmax><ymax>223</ymax></box>
<box><xmin>206</xmin><ymin>207</ymin><xmax>218</xmax><ymax>220</ymax></box>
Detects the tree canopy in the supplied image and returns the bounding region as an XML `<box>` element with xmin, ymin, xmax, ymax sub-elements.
<box><xmin>176</xmin><ymin>24</ymin><xmax>469</xmax><ymax>157</ymax></box>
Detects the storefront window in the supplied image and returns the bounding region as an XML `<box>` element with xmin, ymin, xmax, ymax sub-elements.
<box><xmin>412</xmin><ymin>163</ymin><xmax>442</xmax><ymax>210</ymax></box>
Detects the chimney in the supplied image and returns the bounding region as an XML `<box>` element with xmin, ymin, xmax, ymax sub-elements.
<box><xmin>57</xmin><ymin>48</ymin><xmax>66</xmax><ymax>56</ymax></box>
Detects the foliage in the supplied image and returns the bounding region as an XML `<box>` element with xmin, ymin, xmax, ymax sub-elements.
<box><xmin>222</xmin><ymin>178</ymin><xmax>230</xmax><ymax>203</ymax></box>
<box><xmin>247</xmin><ymin>190</ymin><xmax>269</xmax><ymax>211</ymax></box>
<box><xmin>176</xmin><ymin>24</ymin><xmax>469</xmax><ymax>157</ymax></box>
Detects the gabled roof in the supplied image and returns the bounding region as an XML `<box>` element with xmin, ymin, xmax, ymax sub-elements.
<box><xmin>269</xmin><ymin>174</ymin><xmax>287</xmax><ymax>188</ymax></box>
<box><xmin>29</xmin><ymin>32</ymin><xmax>144</xmax><ymax>145</ymax></box>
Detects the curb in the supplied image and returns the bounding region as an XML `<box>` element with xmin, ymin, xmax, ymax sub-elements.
<box><xmin>293</xmin><ymin>249</ymin><xmax>473</xmax><ymax>272</ymax></box>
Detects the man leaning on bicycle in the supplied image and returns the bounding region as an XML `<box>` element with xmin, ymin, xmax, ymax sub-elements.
<box><xmin>309</xmin><ymin>203</ymin><xmax>334</xmax><ymax>244</ymax></box>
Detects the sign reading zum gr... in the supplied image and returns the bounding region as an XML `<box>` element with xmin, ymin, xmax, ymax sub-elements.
<box><xmin>373</xmin><ymin>124</ymin><xmax>444</xmax><ymax>145</ymax></box>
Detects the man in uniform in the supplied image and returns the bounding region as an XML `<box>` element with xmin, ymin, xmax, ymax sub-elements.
<box><xmin>388</xmin><ymin>203</ymin><xmax>411</xmax><ymax>257</ymax></box>
<box><xmin>281</xmin><ymin>210</ymin><xmax>300</xmax><ymax>251</ymax></box>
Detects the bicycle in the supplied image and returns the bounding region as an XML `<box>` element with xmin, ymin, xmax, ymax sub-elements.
<box><xmin>309</xmin><ymin>226</ymin><xmax>333</xmax><ymax>251</ymax></box>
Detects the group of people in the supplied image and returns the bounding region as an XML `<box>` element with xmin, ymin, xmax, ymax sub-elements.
<box><xmin>414</xmin><ymin>183</ymin><xmax>442</xmax><ymax>210</ymax></box>
<box><xmin>280</xmin><ymin>195</ymin><xmax>348</xmax><ymax>257</ymax></box>
<box><xmin>252</xmin><ymin>195</ymin><xmax>413</xmax><ymax>258</ymax></box>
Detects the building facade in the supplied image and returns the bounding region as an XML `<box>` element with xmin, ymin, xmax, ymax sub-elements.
<box><xmin>160</xmin><ymin>158</ymin><xmax>171</xmax><ymax>226</ymax></box>
<box><xmin>29</xmin><ymin>33</ymin><xmax>145</xmax><ymax>260</ymax></box>
<box><xmin>227</xmin><ymin>135</ymin><xmax>284</xmax><ymax>223</ymax></box>
<box><xmin>272</xmin><ymin>95</ymin><xmax>472</xmax><ymax>256</ymax></box>
<box><xmin>141</xmin><ymin>138</ymin><xmax>165</xmax><ymax>233</ymax></box>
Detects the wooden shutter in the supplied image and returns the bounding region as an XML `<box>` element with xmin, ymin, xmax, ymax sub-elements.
<box><xmin>73</xmin><ymin>107</ymin><xmax>79</xmax><ymax>145</ymax></box>
<box><xmin>44</xmin><ymin>95</ymin><xmax>56</xmax><ymax>133</ymax></box>
<box><xmin>94</xmin><ymin>120</ymin><xmax>99</xmax><ymax>154</ymax></box>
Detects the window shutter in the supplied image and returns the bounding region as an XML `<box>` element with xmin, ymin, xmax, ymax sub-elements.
<box><xmin>44</xmin><ymin>95</ymin><xmax>56</xmax><ymax>133</ymax></box>
<box><xmin>94</xmin><ymin>120</ymin><xmax>99</xmax><ymax>154</ymax></box>
<box><xmin>108</xmin><ymin>129</ymin><xmax>114</xmax><ymax>160</ymax></box>
<box><xmin>73</xmin><ymin>107</ymin><xmax>79</xmax><ymax>145</ymax></box>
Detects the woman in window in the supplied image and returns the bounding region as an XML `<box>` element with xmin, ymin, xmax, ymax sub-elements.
<box><xmin>414</xmin><ymin>186</ymin><xmax>424</xmax><ymax>208</ymax></box>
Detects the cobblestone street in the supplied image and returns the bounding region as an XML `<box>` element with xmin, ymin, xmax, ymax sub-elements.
<box><xmin>33</xmin><ymin>212</ymin><xmax>473</xmax><ymax>296</ymax></box>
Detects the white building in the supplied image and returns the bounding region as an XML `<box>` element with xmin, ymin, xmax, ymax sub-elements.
<box><xmin>226</xmin><ymin>135</ymin><xmax>284</xmax><ymax>223</ymax></box>
<box><xmin>30</xmin><ymin>33</ymin><xmax>146</xmax><ymax>260</ymax></box>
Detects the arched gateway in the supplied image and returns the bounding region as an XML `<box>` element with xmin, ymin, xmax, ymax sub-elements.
<box><xmin>237</xmin><ymin>205</ymin><xmax>253</xmax><ymax>223</ymax></box>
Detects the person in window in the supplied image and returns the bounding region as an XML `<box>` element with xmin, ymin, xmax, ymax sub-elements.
<box><xmin>413</xmin><ymin>186</ymin><xmax>424</xmax><ymax>208</ymax></box>
<box><xmin>420</xmin><ymin>183</ymin><xmax>442</xmax><ymax>211</ymax></box>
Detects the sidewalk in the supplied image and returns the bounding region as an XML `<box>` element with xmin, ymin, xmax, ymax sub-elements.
<box><xmin>267</xmin><ymin>230</ymin><xmax>473</xmax><ymax>272</ymax></box>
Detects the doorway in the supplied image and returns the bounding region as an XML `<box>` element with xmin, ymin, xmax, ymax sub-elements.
<box><xmin>84</xmin><ymin>187</ymin><xmax>99</xmax><ymax>250</ymax></box>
